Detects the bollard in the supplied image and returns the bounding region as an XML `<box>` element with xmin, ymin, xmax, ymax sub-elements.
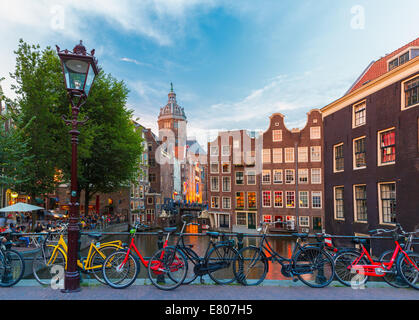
<box><xmin>157</xmin><ymin>231</ymin><xmax>165</xmax><ymax>284</ymax></box>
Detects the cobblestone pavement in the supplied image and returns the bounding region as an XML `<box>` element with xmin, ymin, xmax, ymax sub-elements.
<box><xmin>1</xmin><ymin>280</ymin><xmax>418</xmax><ymax>300</ymax></box>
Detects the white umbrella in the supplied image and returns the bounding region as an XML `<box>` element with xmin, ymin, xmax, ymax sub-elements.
<box><xmin>0</xmin><ymin>202</ymin><xmax>44</xmax><ymax>212</ymax></box>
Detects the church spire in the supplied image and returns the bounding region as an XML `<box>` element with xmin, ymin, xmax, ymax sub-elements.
<box><xmin>170</xmin><ymin>82</ymin><xmax>174</xmax><ymax>92</ymax></box>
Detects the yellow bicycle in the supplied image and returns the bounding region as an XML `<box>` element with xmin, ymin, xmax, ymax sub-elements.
<box><xmin>32</xmin><ymin>223</ymin><xmax>123</xmax><ymax>285</ymax></box>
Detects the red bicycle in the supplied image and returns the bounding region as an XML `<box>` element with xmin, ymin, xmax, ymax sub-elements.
<box><xmin>333</xmin><ymin>224</ymin><xmax>417</xmax><ymax>288</ymax></box>
<box><xmin>102</xmin><ymin>223</ymin><xmax>187</xmax><ymax>290</ymax></box>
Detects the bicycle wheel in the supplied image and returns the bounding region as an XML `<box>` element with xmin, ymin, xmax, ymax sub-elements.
<box><xmin>0</xmin><ymin>249</ymin><xmax>25</xmax><ymax>287</ymax></box>
<box><xmin>333</xmin><ymin>250</ymin><xmax>369</xmax><ymax>287</ymax></box>
<box><xmin>180</xmin><ymin>247</ymin><xmax>199</xmax><ymax>285</ymax></box>
<box><xmin>32</xmin><ymin>245</ymin><xmax>66</xmax><ymax>286</ymax></box>
<box><xmin>147</xmin><ymin>246</ymin><xmax>187</xmax><ymax>290</ymax></box>
<box><xmin>379</xmin><ymin>250</ymin><xmax>409</xmax><ymax>288</ymax></box>
<box><xmin>102</xmin><ymin>250</ymin><xmax>139</xmax><ymax>289</ymax></box>
<box><xmin>89</xmin><ymin>245</ymin><xmax>121</xmax><ymax>284</ymax></box>
<box><xmin>396</xmin><ymin>251</ymin><xmax>419</xmax><ymax>290</ymax></box>
<box><xmin>206</xmin><ymin>244</ymin><xmax>238</xmax><ymax>285</ymax></box>
<box><xmin>233</xmin><ymin>246</ymin><xmax>268</xmax><ymax>286</ymax></box>
<box><xmin>293</xmin><ymin>247</ymin><xmax>334</xmax><ymax>288</ymax></box>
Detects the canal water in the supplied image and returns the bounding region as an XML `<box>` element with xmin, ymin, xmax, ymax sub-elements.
<box><xmin>101</xmin><ymin>228</ymin><xmax>296</xmax><ymax>281</ymax></box>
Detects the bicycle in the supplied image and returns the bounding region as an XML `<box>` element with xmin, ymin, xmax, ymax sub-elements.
<box><xmin>160</xmin><ymin>214</ymin><xmax>239</xmax><ymax>286</ymax></box>
<box><xmin>0</xmin><ymin>233</ymin><xmax>25</xmax><ymax>287</ymax></box>
<box><xmin>233</xmin><ymin>220</ymin><xmax>335</xmax><ymax>288</ymax></box>
<box><xmin>333</xmin><ymin>223</ymin><xmax>415</xmax><ymax>288</ymax></box>
<box><xmin>102</xmin><ymin>222</ymin><xmax>188</xmax><ymax>290</ymax></box>
<box><xmin>32</xmin><ymin>223</ymin><xmax>123</xmax><ymax>285</ymax></box>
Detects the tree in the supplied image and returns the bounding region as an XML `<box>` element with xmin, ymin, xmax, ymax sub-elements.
<box><xmin>5</xmin><ymin>39</ymin><xmax>144</xmax><ymax>217</ymax></box>
<box><xmin>78</xmin><ymin>72</ymin><xmax>144</xmax><ymax>215</ymax></box>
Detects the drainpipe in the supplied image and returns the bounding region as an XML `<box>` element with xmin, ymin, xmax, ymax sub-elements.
<box><xmin>295</xmin><ymin>141</ymin><xmax>299</xmax><ymax>233</ymax></box>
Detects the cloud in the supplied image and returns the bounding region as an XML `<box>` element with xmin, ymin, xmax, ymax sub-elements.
<box><xmin>120</xmin><ymin>57</ymin><xmax>152</xmax><ymax>68</ymax></box>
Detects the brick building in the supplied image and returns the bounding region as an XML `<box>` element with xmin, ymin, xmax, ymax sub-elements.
<box><xmin>207</xmin><ymin>110</ymin><xmax>324</xmax><ymax>234</ymax></box>
<box><xmin>322</xmin><ymin>38</ymin><xmax>419</xmax><ymax>251</ymax></box>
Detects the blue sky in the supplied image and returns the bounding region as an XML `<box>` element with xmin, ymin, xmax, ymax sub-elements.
<box><xmin>1</xmin><ymin>0</ymin><xmax>419</xmax><ymax>148</ymax></box>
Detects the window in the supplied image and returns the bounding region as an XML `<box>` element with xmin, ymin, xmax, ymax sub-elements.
<box><xmin>298</xmin><ymin>169</ymin><xmax>308</xmax><ymax>184</ymax></box>
<box><xmin>236</xmin><ymin>212</ymin><xmax>247</xmax><ymax>226</ymax></box>
<box><xmin>262</xmin><ymin>170</ymin><xmax>271</xmax><ymax>184</ymax></box>
<box><xmin>147</xmin><ymin>197</ymin><xmax>153</xmax><ymax>205</ymax></box>
<box><xmin>149</xmin><ymin>173</ymin><xmax>156</xmax><ymax>183</ymax></box>
<box><xmin>298</xmin><ymin>147</ymin><xmax>308</xmax><ymax>162</ymax></box>
<box><xmin>388</xmin><ymin>57</ymin><xmax>399</xmax><ymax>71</ymax></box>
<box><xmin>244</xmin><ymin>150</ymin><xmax>255</xmax><ymax>165</ymax></box>
<box><xmin>236</xmin><ymin>192</ymin><xmax>245</xmax><ymax>208</ymax></box>
<box><xmin>353</xmin><ymin>101</ymin><xmax>366</xmax><ymax>127</ymax></box>
<box><xmin>286</xmin><ymin>191</ymin><xmax>295</xmax><ymax>208</ymax></box>
<box><xmin>354</xmin><ymin>185</ymin><xmax>367</xmax><ymax>222</ymax></box>
<box><xmin>378</xmin><ymin>128</ymin><xmax>395</xmax><ymax>165</ymax></box>
<box><xmin>334</xmin><ymin>186</ymin><xmax>344</xmax><ymax>220</ymax></box>
<box><xmin>273</xmin><ymin>169</ymin><xmax>283</xmax><ymax>184</ymax></box>
<box><xmin>299</xmin><ymin>216</ymin><xmax>310</xmax><ymax>227</ymax></box>
<box><xmin>246</xmin><ymin>170</ymin><xmax>256</xmax><ymax>185</ymax></box>
<box><xmin>222</xmin><ymin>176</ymin><xmax>231</xmax><ymax>192</ymax></box>
<box><xmin>222</xmin><ymin>197</ymin><xmax>231</xmax><ymax>209</ymax></box>
<box><xmin>272</xmin><ymin>130</ymin><xmax>282</xmax><ymax>142</ymax></box>
<box><xmin>248</xmin><ymin>192</ymin><xmax>257</xmax><ymax>209</ymax></box>
<box><xmin>310</xmin><ymin>146</ymin><xmax>321</xmax><ymax>162</ymax></box>
<box><xmin>222</xmin><ymin>162</ymin><xmax>231</xmax><ymax>173</ymax></box>
<box><xmin>399</xmin><ymin>51</ymin><xmax>409</xmax><ymax>65</ymax></box>
<box><xmin>262</xmin><ymin>149</ymin><xmax>271</xmax><ymax>163</ymax></box>
<box><xmin>211</xmin><ymin>196</ymin><xmax>219</xmax><ymax>209</ymax></box>
<box><xmin>353</xmin><ymin>137</ymin><xmax>366</xmax><ymax>169</ymax></box>
<box><xmin>311</xmin><ymin>168</ymin><xmax>321</xmax><ymax>184</ymax></box>
<box><xmin>263</xmin><ymin>215</ymin><xmax>272</xmax><ymax>223</ymax></box>
<box><xmin>379</xmin><ymin>182</ymin><xmax>396</xmax><ymax>224</ymax></box>
<box><xmin>210</xmin><ymin>146</ymin><xmax>218</xmax><ymax>156</ymax></box>
<box><xmin>285</xmin><ymin>169</ymin><xmax>295</xmax><ymax>184</ymax></box>
<box><xmin>274</xmin><ymin>191</ymin><xmax>283</xmax><ymax>208</ymax></box>
<box><xmin>233</xmin><ymin>140</ymin><xmax>240</xmax><ymax>149</ymax></box>
<box><xmin>210</xmin><ymin>176</ymin><xmax>219</xmax><ymax>191</ymax></box>
<box><xmin>389</xmin><ymin>51</ymin><xmax>410</xmax><ymax>71</ymax></box>
<box><xmin>285</xmin><ymin>148</ymin><xmax>294</xmax><ymax>163</ymax></box>
<box><xmin>310</xmin><ymin>126</ymin><xmax>321</xmax><ymax>139</ymax></box>
<box><xmin>262</xmin><ymin>191</ymin><xmax>271</xmax><ymax>207</ymax></box>
<box><xmin>235</xmin><ymin>171</ymin><xmax>244</xmax><ymax>185</ymax></box>
<box><xmin>210</xmin><ymin>162</ymin><xmax>219</xmax><ymax>173</ymax></box>
<box><xmin>404</xmin><ymin>76</ymin><xmax>419</xmax><ymax>108</ymax></box>
<box><xmin>334</xmin><ymin>143</ymin><xmax>344</xmax><ymax>172</ymax></box>
<box><xmin>222</xmin><ymin>145</ymin><xmax>230</xmax><ymax>156</ymax></box>
<box><xmin>272</xmin><ymin>148</ymin><xmax>282</xmax><ymax>163</ymax></box>
<box><xmin>312</xmin><ymin>191</ymin><xmax>322</xmax><ymax>209</ymax></box>
<box><xmin>299</xmin><ymin>191</ymin><xmax>309</xmax><ymax>208</ymax></box>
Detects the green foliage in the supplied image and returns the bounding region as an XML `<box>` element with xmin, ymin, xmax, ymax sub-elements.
<box><xmin>4</xmin><ymin>39</ymin><xmax>144</xmax><ymax>208</ymax></box>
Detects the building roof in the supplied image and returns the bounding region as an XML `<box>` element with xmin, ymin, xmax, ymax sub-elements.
<box><xmin>347</xmin><ymin>37</ymin><xmax>419</xmax><ymax>94</ymax></box>
<box><xmin>158</xmin><ymin>84</ymin><xmax>187</xmax><ymax>121</ymax></box>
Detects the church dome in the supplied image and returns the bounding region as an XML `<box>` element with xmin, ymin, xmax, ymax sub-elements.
<box><xmin>158</xmin><ymin>83</ymin><xmax>187</xmax><ymax>121</ymax></box>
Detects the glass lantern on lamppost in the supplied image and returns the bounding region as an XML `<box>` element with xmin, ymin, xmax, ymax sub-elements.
<box><xmin>56</xmin><ymin>40</ymin><xmax>99</xmax><ymax>293</ymax></box>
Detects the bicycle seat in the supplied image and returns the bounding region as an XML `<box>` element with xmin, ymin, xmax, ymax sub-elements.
<box><xmin>206</xmin><ymin>231</ymin><xmax>219</xmax><ymax>238</ymax></box>
<box><xmin>164</xmin><ymin>227</ymin><xmax>177</xmax><ymax>233</ymax></box>
<box><xmin>352</xmin><ymin>237</ymin><xmax>368</xmax><ymax>245</ymax></box>
<box><xmin>87</xmin><ymin>233</ymin><xmax>102</xmax><ymax>240</ymax></box>
<box><xmin>292</xmin><ymin>233</ymin><xmax>308</xmax><ymax>239</ymax></box>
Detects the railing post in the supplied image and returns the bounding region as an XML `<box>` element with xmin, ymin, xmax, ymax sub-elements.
<box><xmin>157</xmin><ymin>231</ymin><xmax>165</xmax><ymax>284</ymax></box>
<box><xmin>237</xmin><ymin>233</ymin><xmax>244</xmax><ymax>251</ymax></box>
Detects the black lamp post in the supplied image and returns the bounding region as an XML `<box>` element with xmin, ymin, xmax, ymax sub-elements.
<box><xmin>56</xmin><ymin>41</ymin><xmax>99</xmax><ymax>292</ymax></box>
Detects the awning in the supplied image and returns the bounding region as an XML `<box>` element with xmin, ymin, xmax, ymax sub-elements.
<box><xmin>0</xmin><ymin>203</ymin><xmax>44</xmax><ymax>212</ymax></box>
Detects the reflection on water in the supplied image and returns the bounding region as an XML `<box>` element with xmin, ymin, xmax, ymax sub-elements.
<box><xmin>102</xmin><ymin>230</ymin><xmax>297</xmax><ymax>280</ymax></box>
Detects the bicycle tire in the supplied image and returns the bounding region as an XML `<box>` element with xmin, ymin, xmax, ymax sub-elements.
<box><xmin>0</xmin><ymin>249</ymin><xmax>25</xmax><ymax>287</ymax></box>
<box><xmin>180</xmin><ymin>246</ymin><xmax>200</xmax><ymax>285</ymax></box>
<box><xmin>396</xmin><ymin>251</ymin><xmax>419</xmax><ymax>290</ymax></box>
<box><xmin>379</xmin><ymin>250</ymin><xmax>409</xmax><ymax>288</ymax></box>
<box><xmin>233</xmin><ymin>246</ymin><xmax>268</xmax><ymax>286</ymax></box>
<box><xmin>147</xmin><ymin>246</ymin><xmax>188</xmax><ymax>290</ymax></box>
<box><xmin>89</xmin><ymin>245</ymin><xmax>122</xmax><ymax>284</ymax></box>
<box><xmin>293</xmin><ymin>246</ymin><xmax>335</xmax><ymax>288</ymax></box>
<box><xmin>206</xmin><ymin>243</ymin><xmax>238</xmax><ymax>285</ymax></box>
<box><xmin>102</xmin><ymin>250</ymin><xmax>140</xmax><ymax>289</ymax></box>
<box><xmin>32</xmin><ymin>245</ymin><xmax>66</xmax><ymax>286</ymax></box>
<box><xmin>333</xmin><ymin>250</ymin><xmax>369</xmax><ymax>287</ymax></box>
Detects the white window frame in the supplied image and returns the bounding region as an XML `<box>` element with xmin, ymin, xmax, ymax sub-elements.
<box><xmin>333</xmin><ymin>143</ymin><xmax>344</xmax><ymax>173</ymax></box>
<box><xmin>285</xmin><ymin>191</ymin><xmax>295</xmax><ymax>208</ymax></box>
<box><xmin>247</xmin><ymin>191</ymin><xmax>257</xmax><ymax>209</ymax></box>
<box><xmin>221</xmin><ymin>161</ymin><xmax>231</xmax><ymax>173</ymax></box>
<box><xmin>210</xmin><ymin>176</ymin><xmax>219</xmax><ymax>192</ymax></box>
<box><xmin>299</xmin><ymin>191</ymin><xmax>309</xmax><ymax>208</ymax></box>
<box><xmin>222</xmin><ymin>197</ymin><xmax>231</xmax><ymax>209</ymax></box>
<box><xmin>299</xmin><ymin>216</ymin><xmax>310</xmax><ymax>227</ymax></box>
<box><xmin>352</xmin><ymin>100</ymin><xmax>366</xmax><ymax>128</ymax></box>
<box><xmin>311</xmin><ymin>191</ymin><xmax>322</xmax><ymax>209</ymax></box>
<box><xmin>210</xmin><ymin>146</ymin><xmax>219</xmax><ymax>156</ymax></box>
<box><xmin>211</xmin><ymin>196</ymin><xmax>220</xmax><ymax>209</ymax></box>
<box><xmin>298</xmin><ymin>147</ymin><xmax>308</xmax><ymax>162</ymax></box>
<box><xmin>222</xmin><ymin>176</ymin><xmax>231</xmax><ymax>192</ymax></box>
<box><xmin>262</xmin><ymin>149</ymin><xmax>271</xmax><ymax>163</ymax></box>
<box><xmin>333</xmin><ymin>186</ymin><xmax>345</xmax><ymax>221</ymax></box>
<box><xmin>310</xmin><ymin>146</ymin><xmax>321</xmax><ymax>162</ymax></box>
<box><xmin>273</xmin><ymin>169</ymin><xmax>283</xmax><ymax>184</ymax></box>
<box><xmin>310</xmin><ymin>126</ymin><xmax>321</xmax><ymax>140</ymax></box>
<box><xmin>401</xmin><ymin>74</ymin><xmax>419</xmax><ymax>110</ymax></box>
<box><xmin>272</xmin><ymin>130</ymin><xmax>282</xmax><ymax>142</ymax></box>
<box><xmin>272</xmin><ymin>148</ymin><xmax>282</xmax><ymax>163</ymax></box>
<box><xmin>353</xmin><ymin>136</ymin><xmax>367</xmax><ymax>170</ymax></box>
<box><xmin>311</xmin><ymin>168</ymin><xmax>321</xmax><ymax>184</ymax></box>
<box><xmin>378</xmin><ymin>182</ymin><xmax>397</xmax><ymax>226</ymax></box>
<box><xmin>377</xmin><ymin>127</ymin><xmax>396</xmax><ymax>167</ymax></box>
<box><xmin>353</xmin><ymin>184</ymin><xmax>368</xmax><ymax>223</ymax></box>
<box><xmin>274</xmin><ymin>191</ymin><xmax>283</xmax><ymax>208</ymax></box>
<box><xmin>246</xmin><ymin>170</ymin><xmax>256</xmax><ymax>185</ymax></box>
<box><xmin>262</xmin><ymin>191</ymin><xmax>272</xmax><ymax>208</ymax></box>
<box><xmin>284</xmin><ymin>147</ymin><xmax>294</xmax><ymax>163</ymax></box>
<box><xmin>298</xmin><ymin>168</ymin><xmax>309</xmax><ymax>184</ymax></box>
<box><xmin>262</xmin><ymin>170</ymin><xmax>271</xmax><ymax>185</ymax></box>
<box><xmin>222</xmin><ymin>145</ymin><xmax>230</xmax><ymax>156</ymax></box>
<box><xmin>285</xmin><ymin>169</ymin><xmax>295</xmax><ymax>184</ymax></box>
<box><xmin>210</xmin><ymin>161</ymin><xmax>219</xmax><ymax>174</ymax></box>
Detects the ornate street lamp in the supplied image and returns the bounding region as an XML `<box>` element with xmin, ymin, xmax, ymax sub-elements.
<box><xmin>56</xmin><ymin>41</ymin><xmax>99</xmax><ymax>292</ymax></box>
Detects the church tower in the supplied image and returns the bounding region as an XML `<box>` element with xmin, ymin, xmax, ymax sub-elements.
<box><xmin>157</xmin><ymin>83</ymin><xmax>187</xmax><ymax>160</ymax></box>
